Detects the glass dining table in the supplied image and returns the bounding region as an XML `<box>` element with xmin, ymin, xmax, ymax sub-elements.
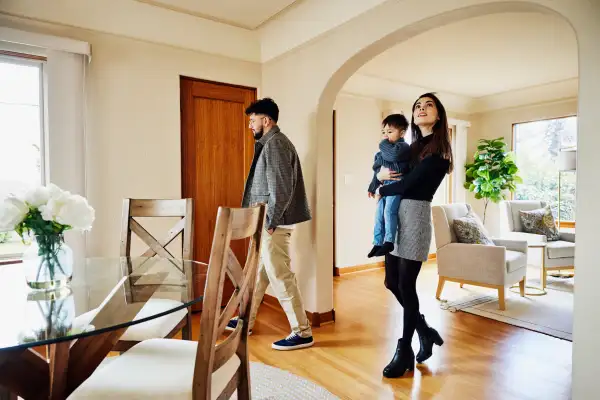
<box><xmin>0</xmin><ymin>256</ymin><xmax>205</xmax><ymax>400</ymax></box>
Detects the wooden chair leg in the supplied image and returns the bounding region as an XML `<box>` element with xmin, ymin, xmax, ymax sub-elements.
<box><xmin>497</xmin><ymin>287</ymin><xmax>506</xmax><ymax>311</ymax></box>
<box><xmin>519</xmin><ymin>279</ymin><xmax>525</xmax><ymax>297</ymax></box>
<box><xmin>436</xmin><ymin>277</ymin><xmax>446</xmax><ymax>300</ymax></box>
<box><xmin>181</xmin><ymin>310</ymin><xmax>193</xmax><ymax>341</ymax></box>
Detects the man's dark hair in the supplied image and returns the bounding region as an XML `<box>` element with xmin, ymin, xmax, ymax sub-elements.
<box><xmin>245</xmin><ymin>98</ymin><xmax>279</xmax><ymax>122</ymax></box>
<box><xmin>382</xmin><ymin>113</ymin><xmax>409</xmax><ymax>131</ymax></box>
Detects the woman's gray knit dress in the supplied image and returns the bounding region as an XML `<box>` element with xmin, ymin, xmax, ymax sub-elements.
<box><xmin>389</xmin><ymin>199</ymin><xmax>432</xmax><ymax>262</ymax></box>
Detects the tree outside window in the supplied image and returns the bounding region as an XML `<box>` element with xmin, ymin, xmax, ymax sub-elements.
<box><xmin>513</xmin><ymin>116</ymin><xmax>577</xmax><ymax>221</ymax></box>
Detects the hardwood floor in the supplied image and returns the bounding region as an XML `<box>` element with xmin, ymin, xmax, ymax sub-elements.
<box><xmin>192</xmin><ymin>263</ymin><xmax>573</xmax><ymax>400</ymax></box>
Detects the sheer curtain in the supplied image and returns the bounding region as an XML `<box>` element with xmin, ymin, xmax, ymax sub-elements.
<box><xmin>1</xmin><ymin>28</ymin><xmax>91</xmax><ymax>260</ymax></box>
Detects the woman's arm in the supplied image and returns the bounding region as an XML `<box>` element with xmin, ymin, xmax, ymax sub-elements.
<box><xmin>378</xmin><ymin>155</ymin><xmax>448</xmax><ymax>197</ymax></box>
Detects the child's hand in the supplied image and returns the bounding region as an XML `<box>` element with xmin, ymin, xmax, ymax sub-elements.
<box><xmin>377</xmin><ymin>170</ymin><xmax>402</xmax><ymax>182</ymax></box>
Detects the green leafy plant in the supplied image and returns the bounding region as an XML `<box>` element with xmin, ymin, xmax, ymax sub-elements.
<box><xmin>464</xmin><ymin>137</ymin><xmax>522</xmax><ymax>224</ymax></box>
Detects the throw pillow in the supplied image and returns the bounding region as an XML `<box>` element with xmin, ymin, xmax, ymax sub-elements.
<box><xmin>519</xmin><ymin>206</ymin><xmax>560</xmax><ymax>241</ymax></box>
<box><xmin>453</xmin><ymin>211</ymin><xmax>495</xmax><ymax>245</ymax></box>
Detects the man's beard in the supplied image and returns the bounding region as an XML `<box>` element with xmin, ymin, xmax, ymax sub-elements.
<box><xmin>253</xmin><ymin>127</ymin><xmax>263</xmax><ymax>140</ymax></box>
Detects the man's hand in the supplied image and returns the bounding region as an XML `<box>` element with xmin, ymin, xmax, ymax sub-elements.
<box><xmin>368</xmin><ymin>192</ymin><xmax>374</xmax><ymax>199</ymax></box>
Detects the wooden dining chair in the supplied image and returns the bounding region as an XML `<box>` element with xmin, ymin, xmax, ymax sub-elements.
<box><xmin>115</xmin><ymin>198</ymin><xmax>194</xmax><ymax>352</ymax></box>
<box><xmin>68</xmin><ymin>204</ymin><xmax>266</xmax><ymax>400</ymax></box>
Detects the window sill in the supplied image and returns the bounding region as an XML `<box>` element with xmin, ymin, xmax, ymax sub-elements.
<box><xmin>0</xmin><ymin>241</ymin><xmax>25</xmax><ymax>264</ymax></box>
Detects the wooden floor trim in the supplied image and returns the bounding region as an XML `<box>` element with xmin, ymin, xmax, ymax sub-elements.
<box><xmin>335</xmin><ymin>253</ymin><xmax>436</xmax><ymax>276</ymax></box>
<box><xmin>334</xmin><ymin>261</ymin><xmax>383</xmax><ymax>276</ymax></box>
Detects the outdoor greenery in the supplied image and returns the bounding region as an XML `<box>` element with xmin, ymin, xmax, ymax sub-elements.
<box><xmin>513</xmin><ymin>117</ymin><xmax>577</xmax><ymax>222</ymax></box>
<box><xmin>464</xmin><ymin>137</ymin><xmax>522</xmax><ymax>224</ymax></box>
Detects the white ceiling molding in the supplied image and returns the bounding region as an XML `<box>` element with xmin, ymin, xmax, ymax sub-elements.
<box><xmin>0</xmin><ymin>0</ymin><xmax>261</xmax><ymax>62</ymax></box>
<box><xmin>135</xmin><ymin>0</ymin><xmax>302</xmax><ymax>30</ymax></box>
<box><xmin>471</xmin><ymin>78</ymin><xmax>578</xmax><ymax>114</ymax></box>
<box><xmin>340</xmin><ymin>73</ymin><xmax>474</xmax><ymax>114</ymax></box>
<box><xmin>258</xmin><ymin>0</ymin><xmax>388</xmax><ymax>62</ymax></box>
<box><xmin>0</xmin><ymin>26</ymin><xmax>90</xmax><ymax>56</ymax></box>
<box><xmin>340</xmin><ymin>74</ymin><xmax>579</xmax><ymax>115</ymax></box>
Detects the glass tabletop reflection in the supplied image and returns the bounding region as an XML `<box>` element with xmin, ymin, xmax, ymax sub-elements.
<box><xmin>0</xmin><ymin>257</ymin><xmax>205</xmax><ymax>351</ymax></box>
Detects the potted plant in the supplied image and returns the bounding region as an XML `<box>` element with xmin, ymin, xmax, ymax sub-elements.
<box><xmin>0</xmin><ymin>183</ymin><xmax>95</xmax><ymax>291</ymax></box>
<box><xmin>464</xmin><ymin>137</ymin><xmax>522</xmax><ymax>224</ymax></box>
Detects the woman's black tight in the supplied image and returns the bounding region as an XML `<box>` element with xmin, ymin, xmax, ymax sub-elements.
<box><xmin>384</xmin><ymin>253</ymin><xmax>423</xmax><ymax>343</ymax></box>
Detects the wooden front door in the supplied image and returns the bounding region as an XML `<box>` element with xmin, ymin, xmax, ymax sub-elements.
<box><xmin>180</xmin><ymin>77</ymin><xmax>256</xmax><ymax>310</ymax></box>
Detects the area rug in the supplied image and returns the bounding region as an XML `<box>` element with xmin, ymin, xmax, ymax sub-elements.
<box><xmin>437</xmin><ymin>271</ymin><xmax>573</xmax><ymax>341</ymax></box>
<box><xmin>230</xmin><ymin>362</ymin><xmax>339</xmax><ymax>400</ymax></box>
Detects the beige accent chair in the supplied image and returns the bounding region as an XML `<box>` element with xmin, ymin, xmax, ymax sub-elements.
<box><xmin>432</xmin><ymin>203</ymin><xmax>527</xmax><ymax>310</ymax></box>
<box><xmin>500</xmin><ymin>200</ymin><xmax>575</xmax><ymax>289</ymax></box>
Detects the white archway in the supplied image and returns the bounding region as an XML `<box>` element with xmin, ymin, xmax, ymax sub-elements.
<box><xmin>262</xmin><ymin>1</ymin><xmax>599</xmax><ymax>395</ymax></box>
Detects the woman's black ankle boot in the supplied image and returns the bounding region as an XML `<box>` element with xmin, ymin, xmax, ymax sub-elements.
<box><xmin>383</xmin><ymin>338</ymin><xmax>415</xmax><ymax>378</ymax></box>
<box><xmin>415</xmin><ymin>314</ymin><xmax>444</xmax><ymax>363</ymax></box>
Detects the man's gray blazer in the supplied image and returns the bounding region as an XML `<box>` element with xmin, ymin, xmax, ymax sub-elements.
<box><xmin>241</xmin><ymin>126</ymin><xmax>311</xmax><ymax>230</ymax></box>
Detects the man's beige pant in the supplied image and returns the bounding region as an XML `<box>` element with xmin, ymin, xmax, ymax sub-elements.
<box><xmin>248</xmin><ymin>228</ymin><xmax>312</xmax><ymax>338</ymax></box>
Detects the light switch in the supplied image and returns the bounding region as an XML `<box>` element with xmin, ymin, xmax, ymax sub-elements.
<box><xmin>344</xmin><ymin>174</ymin><xmax>354</xmax><ymax>185</ymax></box>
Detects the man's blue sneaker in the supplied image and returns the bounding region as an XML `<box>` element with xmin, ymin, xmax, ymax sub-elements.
<box><xmin>272</xmin><ymin>333</ymin><xmax>314</xmax><ymax>351</ymax></box>
<box><xmin>225</xmin><ymin>318</ymin><xmax>252</xmax><ymax>335</ymax></box>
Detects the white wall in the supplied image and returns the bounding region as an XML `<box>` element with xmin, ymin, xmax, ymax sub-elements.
<box><xmin>0</xmin><ymin>15</ymin><xmax>262</xmax><ymax>257</ymax></box>
<box><xmin>334</xmin><ymin>94</ymin><xmax>384</xmax><ymax>268</ymax></box>
<box><xmin>467</xmin><ymin>98</ymin><xmax>578</xmax><ymax>235</ymax></box>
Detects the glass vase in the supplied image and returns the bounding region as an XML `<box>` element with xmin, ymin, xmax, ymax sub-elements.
<box><xmin>22</xmin><ymin>234</ymin><xmax>73</xmax><ymax>291</ymax></box>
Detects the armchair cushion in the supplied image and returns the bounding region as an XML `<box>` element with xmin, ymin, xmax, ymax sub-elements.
<box><xmin>559</xmin><ymin>231</ymin><xmax>575</xmax><ymax>243</ymax></box>
<box><xmin>546</xmin><ymin>240</ymin><xmax>575</xmax><ymax>259</ymax></box>
<box><xmin>453</xmin><ymin>211</ymin><xmax>494</xmax><ymax>245</ymax></box>
<box><xmin>519</xmin><ymin>205</ymin><xmax>560</xmax><ymax>241</ymax></box>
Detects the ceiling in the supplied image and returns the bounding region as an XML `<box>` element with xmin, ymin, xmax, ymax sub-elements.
<box><xmin>135</xmin><ymin>0</ymin><xmax>302</xmax><ymax>29</ymax></box>
<box><xmin>357</xmin><ymin>12</ymin><xmax>578</xmax><ymax>98</ymax></box>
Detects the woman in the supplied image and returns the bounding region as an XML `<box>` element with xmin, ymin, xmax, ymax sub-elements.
<box><xmin>374</xmin><ymin>93</ymin><xmax>453</xmax><ymax>378</ymax></box>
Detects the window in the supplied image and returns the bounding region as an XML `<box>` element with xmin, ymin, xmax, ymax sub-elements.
<box><xmin>0</xmin><ymin>52</ymin><xmax>45</xmax><ymax>258</ymax></box>
<box><xmin>513</xmin><ymin>116</ymin><xmax>577</xmax><ymax>222</ymax></box>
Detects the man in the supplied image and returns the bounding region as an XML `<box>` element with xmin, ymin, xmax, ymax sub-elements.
<box><xmin>226</xmin><ymin>97</ymin><xmax>314</xmax><ymax>350</ymax></box>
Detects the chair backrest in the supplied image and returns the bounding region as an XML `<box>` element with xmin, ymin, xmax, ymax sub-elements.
<box><xmin>193</xmin><ymin>204</ymin><xmax>266</xmax><ymax>399</ymax></box>
<box><xmin>432</xmin><ymin>203</ymin><xmax>482</xmax><ymax>249</ymax></box>
<box><xmin>500</xmin><ymin>200</ymin><xmax>546</xmax><ymax>234</ymax></box>
<box><xmin>120</xmin><ymin>198</ymin><xmax>194</xmax><ymax>260</ymax></box>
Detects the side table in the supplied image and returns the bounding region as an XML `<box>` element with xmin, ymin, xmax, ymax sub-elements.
<box><xmin>509</xmin><ymin>243</ymin><xmax>547</xmax><ymax>296</ymax></box>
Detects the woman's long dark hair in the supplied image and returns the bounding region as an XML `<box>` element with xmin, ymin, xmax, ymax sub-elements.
<box><xmin>410</xmin><ymin>92</ymin><xmax>453</xmax><ymax>173</ymax></box>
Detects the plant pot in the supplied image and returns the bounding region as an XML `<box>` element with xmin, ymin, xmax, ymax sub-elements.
<box><xmin>22</xmin><ymin>234</ymin><xmax>73</xmax><ymax>291</ymax></box>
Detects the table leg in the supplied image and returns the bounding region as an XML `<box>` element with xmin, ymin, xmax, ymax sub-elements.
<box><xmin>541</xmin><ymin>247</ymin><xmax>547</xmax><ymax>289</ymax></box>
<box><xmin>49</xmin><ymin>341</ymin><xmax>70</xmax><ymax>400</ymax></box>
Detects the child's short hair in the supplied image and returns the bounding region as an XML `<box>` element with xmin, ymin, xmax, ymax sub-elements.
<box><xmin>382</xmin><ymin>114</ymin><xmax>409</xmax><ymax>131</ymax></box>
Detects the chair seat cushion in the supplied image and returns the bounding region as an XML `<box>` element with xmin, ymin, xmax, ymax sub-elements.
<box><xmin>68</xmin><ymin>339</ymin><xmax>241</xmax><ymax>400</ymax></box>
<box><xmin>121</xmin><ymin>299</ymin><xmax>188</xmax><ymax>342</ymax></box>
<box><xmin>546</xmin><ymin>240</ymin><xmax>575</xmax><ymax>259</ymax></box>
<box><xmin>506</xmin><ymin>250</ymin><xmax>527</xmax><ymax>273</ymax></box>
<box><xmin>73</xmin><ymin>299</ymin><xmax>188</xmax><ymax>342</ymax></box>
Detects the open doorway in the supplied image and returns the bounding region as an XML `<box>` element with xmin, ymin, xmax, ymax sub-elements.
<box><xmin>330</xmin><ymin>12</ymin><xmax>578</xmax><ymax>346</ymax></box>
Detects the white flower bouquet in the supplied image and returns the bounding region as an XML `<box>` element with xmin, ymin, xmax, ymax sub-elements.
<box><xmin>0</xmin><ymin>183</ymin><xmax>95</xmax><ymax>289</ymax></box>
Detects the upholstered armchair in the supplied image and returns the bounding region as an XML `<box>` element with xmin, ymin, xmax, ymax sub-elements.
<box><xmin>500</xmin><ymin>200</ymin><xmax>575</xmax><ymax>289</ymax></box>
<box><xmin>432</xmin><ymin>203</ymin><xmax>527</xmax><ymax>310</ymax></box>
